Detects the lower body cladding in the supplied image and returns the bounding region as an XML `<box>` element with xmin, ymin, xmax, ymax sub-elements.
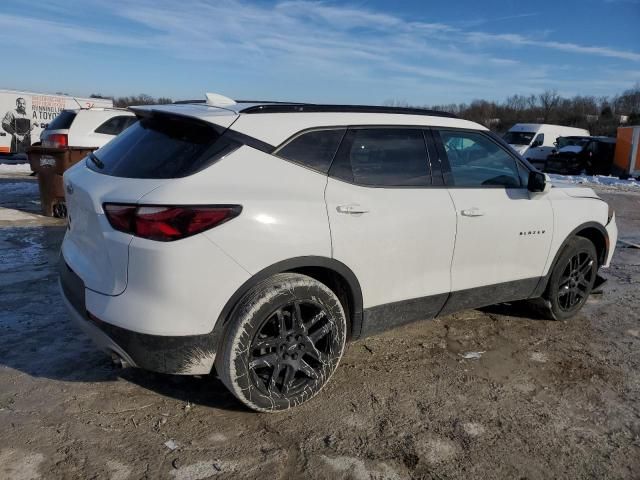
<box><xmin>60</xmin><ymin>261</ymin><xmax>224</xmax><ymax>374</ymax></box>
<box><xmin>59</xmin><ymin>251</ymin><xmax>238</xmax><ymax>375</ymax></box>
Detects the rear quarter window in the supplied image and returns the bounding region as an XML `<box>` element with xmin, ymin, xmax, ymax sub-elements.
<box><xmin>87</xmin><ymin>114</ymin><xmax>239</xmax><ymax>179</ymax></box>
<box><xmin>276</xmin><ymin>129</ymin><xmax>345</xmax><ymax>173</ymax></box>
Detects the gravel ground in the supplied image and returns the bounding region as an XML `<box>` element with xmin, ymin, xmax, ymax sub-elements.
<box><xmin>0</xmin><ymin>175</ymin><xmax>639</xmax><ymax>480</ymax></box>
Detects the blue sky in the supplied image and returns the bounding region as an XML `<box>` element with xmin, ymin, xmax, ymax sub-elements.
<box><xmin>0</xmin><ymin>0</ymin><xmax>638</xmax><ymax>105</ymax></box>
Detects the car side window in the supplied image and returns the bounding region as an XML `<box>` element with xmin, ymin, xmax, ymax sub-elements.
<box><xmin>436</xmin><ymin>130</ymin><xmax>522</xmax><ymax>188</ymax></box>
<box><xmin>276</xmin><ymin>129</ymin><xmax>346</xmax><ymax>173</ymax></box>
<box><xmin>532</xmin><ymin>133</ymin><xmax>544</xmax><ymax>147</ymax></box>
<box><xmin>95</xmin><ymin>116</ymin><xmax>138</xmax><ymax>136</ymax></box>
<box><xmin>331</xmin><ymin>128</ymin><xmax>430</xmax><ymax>187</ymax></box>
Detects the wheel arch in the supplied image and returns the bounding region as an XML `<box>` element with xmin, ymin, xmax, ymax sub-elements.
<box><xmin>532</xmin><ymin>221</ymin><xmax>609</xmax><ymax>297</ymax></box>
<box><xmin>214</xmin><ymin>256</ymin><xmax>364</xmax><ymax>342</ymax></box>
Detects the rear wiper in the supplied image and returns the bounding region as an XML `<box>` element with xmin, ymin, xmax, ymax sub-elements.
<box><xmin>88</xmin><ymin>152</ymin><xmax>104</xmax><ymax>169</ymax></box>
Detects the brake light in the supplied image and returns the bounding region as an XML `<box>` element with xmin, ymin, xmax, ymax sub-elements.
<box><xmin>103</xmin><ymin>204</ymin><xmax>241</xmax><ymax>241</ymax></box>
<box><xmin>43</xmin><ymin>133</ymin><xmax>68</xmax><ymax>148</ymax></box>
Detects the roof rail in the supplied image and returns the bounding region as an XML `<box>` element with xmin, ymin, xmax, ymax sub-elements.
<box><xmin>238</xmin><ymin>103</ymin><xmax>457</xmax><ymax>118</ymax></box>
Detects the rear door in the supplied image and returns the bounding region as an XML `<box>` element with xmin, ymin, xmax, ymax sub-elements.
<box><xmin>325</xmin><ymin>127</ymin><xmax>456</xmax><ymax>332</ymax></box>
<box><xmin>431</xmin><ymin>128</ymin><xmax>553</xmax><ymax>312</ymax></box>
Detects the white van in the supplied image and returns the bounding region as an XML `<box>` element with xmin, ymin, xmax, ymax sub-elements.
<box><xmin>0</xmin><ymin>88</ymin><xmax>112</xmax><ymax>158</ymax></box>
<box><xmin>504</xmin><ymin>123</ymin><xmax>590</xmax><ymax>168</ymax></box>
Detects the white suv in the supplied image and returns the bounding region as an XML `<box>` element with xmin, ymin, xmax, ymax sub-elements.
<box><xmin>41</xmin><ymin>107</ymin><xmax>137</xmax><ymax>149</ymax></box>
<box><xmin>60</xmin><ymin>95</ymin><xmax>618</xmax><ymax>412</ymax></box>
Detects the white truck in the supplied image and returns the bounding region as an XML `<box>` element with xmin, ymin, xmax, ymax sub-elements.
<box><xmin>504</xmin><ymin>123</ymin><xmax>590</xmax><ymax>169</ymax></box>
<box><xmin>0</xmin><ymin>89</ymin><xmax>112</xmax><ymax>159</ymax></box>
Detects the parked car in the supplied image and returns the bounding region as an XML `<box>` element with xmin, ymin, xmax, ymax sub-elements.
<box><xmin>504</xmin><ymin>123</ymin><xmax>590</xmax><ymax>169</ymax></box>
<box><xmin>545</xmin><ymin>136</ymin><xmax>616</xmax><ymax>175</ymax></box>
<box><xmin>60</xmin><ymin>95</ymin><xmax>618</xmax><ymax>412</ymax></box>
<box><xmin>0</xmin><ymin>88</ymin><xmax>113</xmax><ymax>159</ymax></box>
<box><xmin>41</xmin><ymin>107</ymin><xmax>137</xmax><ymax>149</ymax></box>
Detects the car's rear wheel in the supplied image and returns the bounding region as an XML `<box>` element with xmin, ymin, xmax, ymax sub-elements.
<box><xmin>216</xmin><ymin>273</ymin><xmax>347</xmax><ymax>412</ymax></box>
<box><xmin>545</xmin><ymin>237</ymin><xmax>598</xmax><ymax>320</ymax></box>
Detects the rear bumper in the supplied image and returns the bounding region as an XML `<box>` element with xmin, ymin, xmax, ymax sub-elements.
<box><xmin>59</xmin><ymin>260</ymin><xmax>221</xmax><ymax>375</ymax></box>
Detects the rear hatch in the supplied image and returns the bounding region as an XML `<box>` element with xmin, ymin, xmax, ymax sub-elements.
<box><xmin>41</xmin><ymin>109</ymin><xmax>77</xmax><ymax>148</ymax></box>
<box><xmin>61</xmin><ymin>105</ymin><xmax>239</xmax><ymax>295</ymax></box>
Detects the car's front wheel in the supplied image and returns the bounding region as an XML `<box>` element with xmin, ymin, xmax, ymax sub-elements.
<box><xmin>545</xmin><ymin>237</ymin><xmax>598</xmax><ymax>320</ymax></box>
<box><xmin>216</xmin><ymin>273</ymin><xmax>347</xmax><ymax>412</ymax></box>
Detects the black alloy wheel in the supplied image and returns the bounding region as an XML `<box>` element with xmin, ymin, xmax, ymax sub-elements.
<box><xmin>216</xmin><ymin>273</ymin><xmax>347</xmax><ymax>412</ymax></box>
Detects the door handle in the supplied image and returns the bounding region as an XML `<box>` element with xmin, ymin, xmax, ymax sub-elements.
<box><xmin>461</xmin><ymin>208</ymin><xmax>485</xmax><ymax>217</ymax></box>
<box><xmin>336</xmin><ymin>204</ymin><xmax>369</xmax><ymax>215</ymax></box>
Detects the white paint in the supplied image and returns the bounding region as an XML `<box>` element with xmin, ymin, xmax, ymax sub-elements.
<box><xmin>447</xmin><ymin>188</ymin><xmax>553</xmax><ymax>290</ymax></box>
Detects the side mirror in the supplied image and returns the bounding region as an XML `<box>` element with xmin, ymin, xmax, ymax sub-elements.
<box><xmin>528</xmin><ymin>171</ymin><xmax>548</xmax><ymax>192</ymax></box>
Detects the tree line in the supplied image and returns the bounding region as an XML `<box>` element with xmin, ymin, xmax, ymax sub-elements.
<box><xmin>388</xmin><ymin>85</ymin><xmax>640</xmax><ymax>136</ymax></box>
<box><xmin>90</xmin><ymin>94</ymin><xmax>173</xmax><ymax>108</ymax></box>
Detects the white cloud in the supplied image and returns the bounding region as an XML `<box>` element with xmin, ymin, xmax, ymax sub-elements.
<box><xmin>1</xmin><ymin>0</ymin><xmax>638</xmax><ymax>101</ymax></box>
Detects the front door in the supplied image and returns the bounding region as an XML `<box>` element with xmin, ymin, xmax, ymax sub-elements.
<box><xmin>431</xmin><ymin>128</ymin><xmax>553</xmax><ymax>313</ymax></box>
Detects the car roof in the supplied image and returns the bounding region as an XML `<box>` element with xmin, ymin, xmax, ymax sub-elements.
<box><xmin>131</xmin><ymin>101</ymin><xmax>486</xmax><ymax>147</ymax></box>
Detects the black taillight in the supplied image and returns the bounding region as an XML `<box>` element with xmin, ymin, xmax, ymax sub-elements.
<box><xmin>103</xmin><ymin>204</ymin><xmax>241</xmax><ymax>241</ymax></box>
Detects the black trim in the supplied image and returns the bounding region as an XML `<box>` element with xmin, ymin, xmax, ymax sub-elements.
<box><xmin>59</xmin><ymin>258</ymin><xmax>85</xmax><ymax>314</ymax></box>
<box><xmin>214</xmin><ymin>256</ymin><xmax>365</xmax><ymax>339</ymax></box>
<box><xmin>358</xmin><ymin>277</ymin><xmax>543</xmax><ymax>338</ymax></box>
<box><xmin>239</xmin><ymin>104</ymin><xmax>457</xmax><ymax>118</ymax></box>
<box><xmin>530</xmin><ymin>221</ymin><xmax>609</xmax><ymax>297</ymax></box>
<box><xmin>437</xmin><ymin>277</ymin><xmax>541</xmax><ymax>317</ymax></box>
<box><xmin>223</xmin><ymin>129</ymin><xmax>275</xmax><ymax>153</ymax></box>
<box><xmin>87</xmin><ymin>312</ymin><xmax>223</xmax><ymax>374</ymax></box>
<box><xmin>361</xmin><ymin>293</ymin><xmax>448</xmax><ymax>337</ymax></box>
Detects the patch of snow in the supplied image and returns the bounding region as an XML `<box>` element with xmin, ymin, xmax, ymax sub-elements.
<box><xmin>0</xmin><ymin>207</ymin><xmax>41</xmax><ymax>222</ymax></box>
<box><xmin>460</xmin><ymin>351</ymin><xmax>485</xmax><ymax>360</ymax></box>
<box><xmin>0</xmin><ymin>163</ymin><xmax>31</xmax><ymax>174</ymax></box>
<box><xmin>549</xmin><ymin>174</ymin><xmax>640</xmax><ymax>189</ymax></box>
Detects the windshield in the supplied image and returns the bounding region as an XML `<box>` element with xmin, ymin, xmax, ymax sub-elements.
<box><xmin>503</xmin><ymin>131</ymin><xmax>535</xmax><ymax>146</ymax></box>
<box><xmin>556</xmin><ymin>137</ymin><xmax>590</xmax><ymax>149</ymax></box>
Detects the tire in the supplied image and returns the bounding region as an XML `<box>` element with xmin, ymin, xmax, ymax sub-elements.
<box><xmin>215</xmin><ymin>273</ymin><xmax>347</xmax><ymax>412</ymax></box>
<box><xmin>544</xmin><ymin>237</ymin><xmax>598</xmax><ymax>320</ymax></box>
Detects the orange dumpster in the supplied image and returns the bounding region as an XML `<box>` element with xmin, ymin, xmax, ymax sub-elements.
<box><xmin>613</xmin><ymin>126</ymin><xmax>640</xmax><ymax>179</ymax></box>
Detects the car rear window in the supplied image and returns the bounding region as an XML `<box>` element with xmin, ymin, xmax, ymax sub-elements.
<box><xmin>87</xmin><ymin>115</ymin><xmax>239</xmax><ymax>179</ymax></box>
<box><xmin>94</xmin><ymin>115</ymin><xmax>138</xmax><ymax>136</ymax></box>
<box><xmin>46</xmin><ymin>110</ymin><xmax>77</xmax><ymax>130</ymax></box>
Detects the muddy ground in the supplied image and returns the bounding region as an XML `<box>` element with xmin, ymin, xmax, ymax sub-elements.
<box><xmin>0</xmin><ymin>174</ymin><xmax>639</xmax><ymax>480</ymax></box>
